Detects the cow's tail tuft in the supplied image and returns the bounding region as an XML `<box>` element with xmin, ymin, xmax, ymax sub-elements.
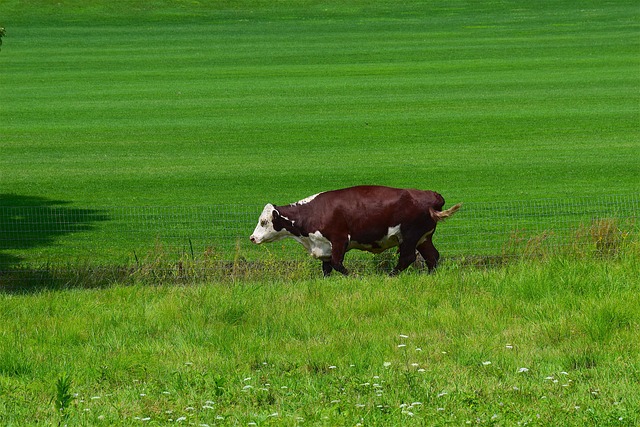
<box><xmin>430</xmin><ymin>203</ymin><xmax>462</xmax><ymax>222</ymax></box>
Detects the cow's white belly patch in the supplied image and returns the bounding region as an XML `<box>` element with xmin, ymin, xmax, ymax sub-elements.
<box><xmin>293</xmin><ymin>225</ymin><xmax>413</xmax><ymax>259</ymax></box>
<box><xmin>349</xmin><ymin>224</ymin><xmax>403</xmax><ymax>254</ymax></box>
<box><xmin>295</xmin><ymin>231</ymin><xmax>332</xmax><ymax>260</ymax></box>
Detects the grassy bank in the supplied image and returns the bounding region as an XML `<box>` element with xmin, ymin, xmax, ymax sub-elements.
<box><xmin>1</xmin><ymin>255</ymin><xmax>638</xmax><ymax>425</ymax></box>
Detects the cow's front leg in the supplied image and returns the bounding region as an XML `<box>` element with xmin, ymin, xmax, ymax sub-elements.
<box><xmin>329</xmin><ymin>238</ymin><xmax>349</xmax><ymax>276</ymax></box>
<box><xmin>322</xmin><ymin>261</ymin><xmax>333</xmax><ymax>277</ymax></box>
<box><xmin>390</xmin><ymin>242</ymin><xmax>418</xmax><ymax>276</ymax></box>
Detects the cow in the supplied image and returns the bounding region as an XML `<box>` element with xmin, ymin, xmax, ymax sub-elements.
<box><xmin>250</xmin><ymin>185</ymin><xmax>461</xmax><ymax>276</ymax></box>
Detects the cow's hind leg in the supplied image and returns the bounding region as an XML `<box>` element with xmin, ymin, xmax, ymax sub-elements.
<box><xmin>329</xmin><ymin>238</ymin><xmax>349</xmax><ymax>276</ymax></box>
<box><xmin>417</xmin><ymin>234</ymin><xmax>440</xmax><ymax>273</ymax></box>
<box><xmin>390</xmin><ymin>242</ymin><xmax>418</xmax><ymax>276</ymax></box>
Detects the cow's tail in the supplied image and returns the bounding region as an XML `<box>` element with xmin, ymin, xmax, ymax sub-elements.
<box><xmin>429</xmin><ymin>203</ymin><xmax>462</xmax><ymax>223</ymax></box>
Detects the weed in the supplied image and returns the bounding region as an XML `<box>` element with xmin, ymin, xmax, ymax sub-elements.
<box><xmin>52</xmin><ymin>372</ymin><xmax>73</xmax><ymax>425</ymax></box>
<box><xmin>589</xmin><ymin>218</ymin><xmax>629</xmax><ymax>257</ymax></box>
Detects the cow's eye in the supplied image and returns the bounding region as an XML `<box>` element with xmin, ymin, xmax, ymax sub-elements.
<box><xmin>260</xmin><ymin>220</ymin><xmax>268</xmax><ymax>227</ymax></box>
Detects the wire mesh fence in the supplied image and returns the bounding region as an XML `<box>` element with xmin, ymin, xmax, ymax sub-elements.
<box><xmin>1</xmin><ymin>194</ymin><xmax>638</xmax><ymax>288</ymax></box>
<box><xmin>438</xmin><ymin>194</ymin><xmax>638</xmax><ymax>258</ymax></box>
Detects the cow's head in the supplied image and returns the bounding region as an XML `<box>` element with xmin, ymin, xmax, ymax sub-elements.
<box><xmin>250</xmin><ymin>204</ymin><xmax>292</xmax><ymax>244</ymax></box>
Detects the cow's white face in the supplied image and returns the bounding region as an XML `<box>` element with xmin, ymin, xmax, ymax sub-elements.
<box><xmin>250</xmin><ymin>204</ymin><xmax>290</xmax><ymax>244</ymax></box>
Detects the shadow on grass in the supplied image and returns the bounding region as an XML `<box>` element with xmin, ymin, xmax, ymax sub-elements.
<box><xmin>0</xmin><ymin>194</ymin><xmax>109</xmax><ymax>293</ymax></box>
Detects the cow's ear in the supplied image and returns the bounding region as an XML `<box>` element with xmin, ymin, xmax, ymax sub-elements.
<box><xmin>271</xmin><ymin>207</ymin><xmax>286</xmax><ymax>231</ymax></box>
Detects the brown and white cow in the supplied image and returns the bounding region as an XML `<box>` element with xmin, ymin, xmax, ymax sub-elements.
<box><xmin>250</xmin><ymin>185</ymin><xmax>461</xmax><ymax>276</ymax></box>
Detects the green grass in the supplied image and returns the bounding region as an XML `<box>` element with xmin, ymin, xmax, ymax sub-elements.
<box><xmin>0</xmin><ymin>3</ymin><xmax>638</xmax><ymax>424</ymax></box>
<box><xmin>0</xmin><ymin>255</ymin><xmax>638</xmax><ymax>425</ymax></box>
<box><xmin>1</xmin><ymin>1</ymin><xmax>638</xmax><ymax>208</ymax></box>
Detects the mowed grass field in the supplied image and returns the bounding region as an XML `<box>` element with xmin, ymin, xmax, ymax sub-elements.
<box><xmin>1</xmin><ymin>1</ymin><xmax>639</xmax><ymax>425</ymax></box>
<box><xmin>1</xmin><ymin>0</ymin><xmax>638</xmax><ymax>207</ymax></box>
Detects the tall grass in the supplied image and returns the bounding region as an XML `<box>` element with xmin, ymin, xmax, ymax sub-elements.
<box><xmin>1</xmin><ymin>250</ymin><xmax>638</xmax><ymax>425</ymax></box>
<box><xmin>2</xmin><ymin>216</ymin><xmax>635</xmax><ymax>292</ymax></box>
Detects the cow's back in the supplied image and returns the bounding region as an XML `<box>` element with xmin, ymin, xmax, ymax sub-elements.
<box><xmin>283</xmin><ymin>186</ymin><xmax>439</xmax><ymax>242</ymax></box>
